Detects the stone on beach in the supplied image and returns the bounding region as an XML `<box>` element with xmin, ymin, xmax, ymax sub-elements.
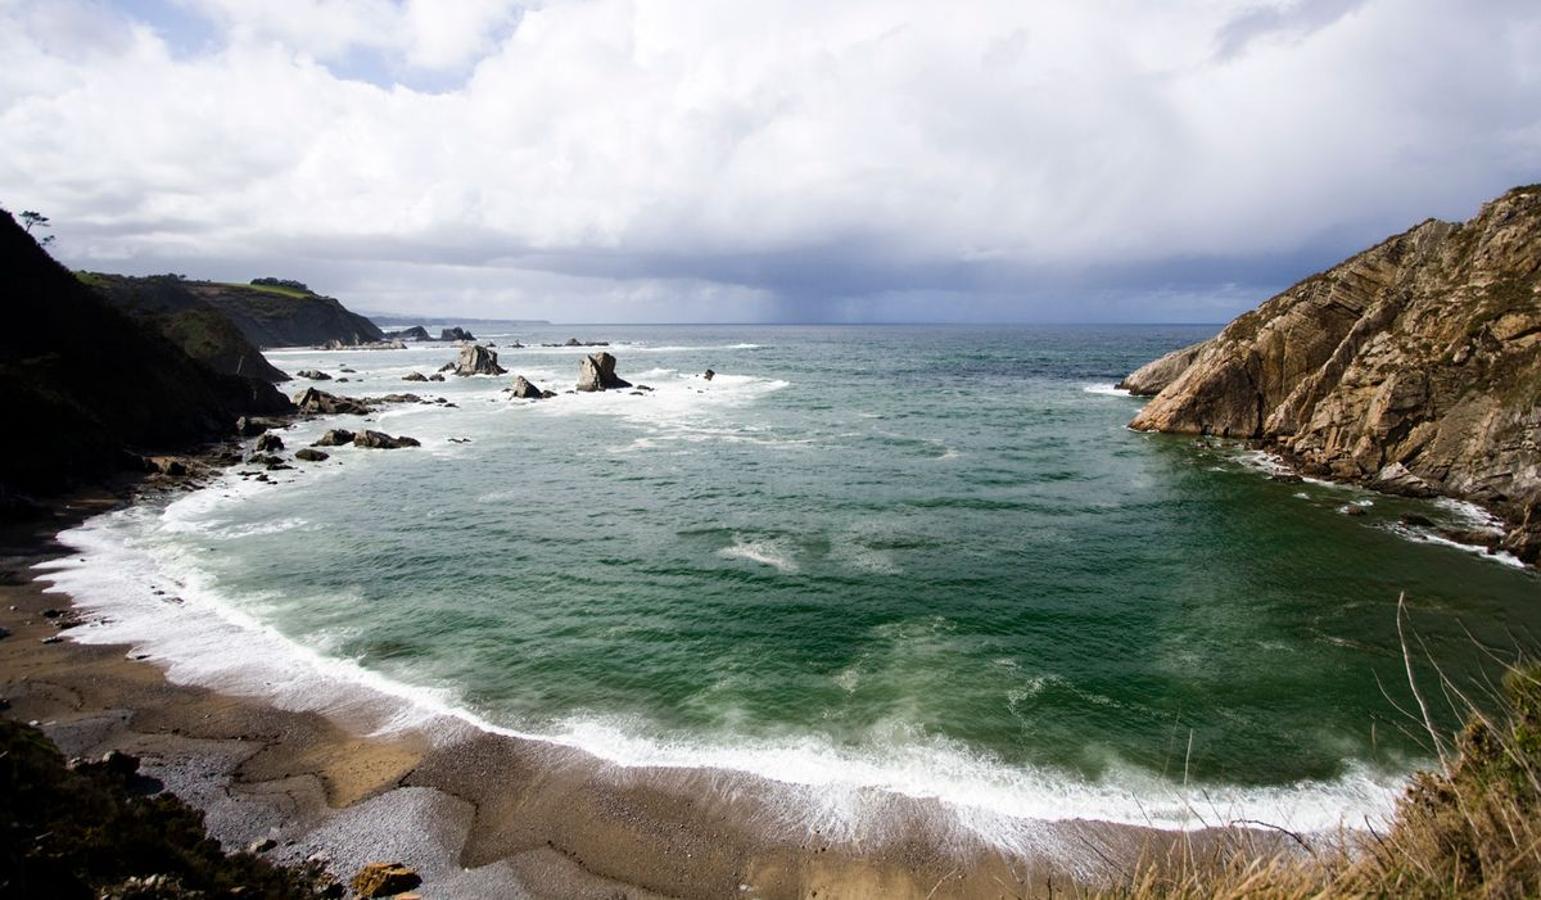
<box><xmin>351</xmin><ymin>862</ymin><xmax>421</xmax><ymax>898</ymax></box>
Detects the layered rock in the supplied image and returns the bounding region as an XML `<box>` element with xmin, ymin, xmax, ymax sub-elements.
<box><xmin>1125</xmin><ymin>186</ymin><xmax>1541</xmax><ymax>561</ymax></box>
<box><xmin>576</xmin><ymin>352</ymin><xmax>631</xmax><ymax>391</ymax></box>
<box><xmin>452</xmin><ymin>344</ymin><xmax>506</xmax><ymax>376</ymax></box>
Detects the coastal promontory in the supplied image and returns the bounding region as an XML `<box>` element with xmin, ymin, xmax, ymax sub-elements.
<box><xmin>1124</xmin><ymin>186</ymin><xmax>1541</xmax><ymax>562</ymax></box>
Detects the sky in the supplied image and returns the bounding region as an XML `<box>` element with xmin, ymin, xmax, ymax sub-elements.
<box><xmin>2</xmin><ymin>0</ymin><xmax>1538</xmax><ymax>324</ymax></box>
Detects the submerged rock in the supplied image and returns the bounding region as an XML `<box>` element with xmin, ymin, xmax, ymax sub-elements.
<box><xmin>576</xmin><ymin>352</ymin><xmax>631</xmax><ymax>391</ymax></box>
<box><xmin>452</xmin><ymin>344</ymin><xmax>506</xmax><ymax>376</ymax></box>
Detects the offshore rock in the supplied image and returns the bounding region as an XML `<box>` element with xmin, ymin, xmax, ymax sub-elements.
<box><xmin>440</xmin><ymin>327</ymin><xmax>475</xmax><ymax>342</ymax></box>
<box><xmin>312</xmin><ymin>429</ymin><xmax>355</xmax><ymax>447</ymax></box>
<box><xmin>1125</xmin><ymin>185</ymin><xmax>1541</xmax><ymax>563</ymax></box>
<box><xmin>295</xmin><ymin>369</ymin><xmax>332</xmax><ymax>381</ymax></box>
<box><xmin>452</xmin><ymin>344</ymin><xmax>506</xmax><ymax>376</ymax></box>
<box><xmin>576</xmin><ymin>352</ymin><xmax>631</xmax><ymax>391</ymax></box>
<box><xmin>510</xmin><ymin>375</ymin><xmax>550</xmax><ymax>399</ymax></box>
<box><xmin>293</xmin><ymin>387</ymin><xmax>371</xmax><ymax>416</ymax></box>
<box><xmin>253</xmin><ymin>433</ymin><xmax>284</xmax><ymax>453</ymax></box>
<box><xmin>353</xmin><ymin>430</ymin><xmax>419</xmax><ymax>449</ymax></box>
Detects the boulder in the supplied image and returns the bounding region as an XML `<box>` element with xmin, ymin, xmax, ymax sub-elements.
<box><xmin>294</xmin><ymin>448</ymin><xmax>329</xmax><ymax>462</ymax></box>
<box><xmin>440</xmin><ymin>327</ymin><xmax>475</xmax><ymax>342</ymax></box>
<box><xmin>429</xmin><ymin>373</ymin><xmax>445</xmax><ymax>382</ymax></box>
<box><xmin>235</xmin><ymin>415</ymin><xmax>287</xmax><ymax>437</ymax></box>
<box><xmin>353</xmin><ymin>430</ymin><xmax>420</xmax><ymax>449</ymax></box>
<box><xmin>351</xmin><ymin>863</ymin><xmax>421</xmax><ymax>899</ymax></box>
<box><xmin>293</xmin><ymin>388</ymin><xmax>372</xmax><ymax>416</ymax></box>
<box><xmin>576</xmin><ymin>352</ymin><xmax>631</xmax><ymax>391</ymax></box>
<box><xmin>295</xmin><ymin>369</ymin><xmax>332</xmax><ymax>381</ymax></box>
<box><xmin>248</xmin><ymin>453</ymin><xmax>284</xmax><ymax>467</ymax></box>
<box><xmin>254</xmin><ymin>433</ymin><xmax>284</xmax><ymax>453</ymax></box>
<box><xmin>1372</xmin><ymin>463</ymin><xmax>1435</xmax><ymax>498</ymax></box>
<box><xmin>451</xmin><ymin>344</ymin><xmax>506</xmax><ymax>376</ymax></box>
<box><xmin>510</xmin><ymin>375</ymin><xmax>548</xmax><ymax>399</ymax></box>
<box><xmin>312</xmin><ymin>429</ymin><xmax>355</xmax><ymax>447</ymax></box>
<box><xmin>703</xmin><ymin>368</ymin><xmax>715</xmax><ymax>381</ymax></box>
<box><xmin>402</xmin><ymin>372</ymin><xmax>428</xmax><ymax>382</ymax></box>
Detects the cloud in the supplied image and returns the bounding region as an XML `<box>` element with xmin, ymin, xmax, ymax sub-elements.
<box><xmin>1</xmin><ymin>0</ymin><xmax>1538</xmax><ymax>322</ymax></box>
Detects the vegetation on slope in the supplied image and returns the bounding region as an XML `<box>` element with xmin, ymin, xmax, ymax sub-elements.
<box><xmin>1112</xmin><ymin>620</ymin><xmax>1541</xmax><ymax>898</ymax></box>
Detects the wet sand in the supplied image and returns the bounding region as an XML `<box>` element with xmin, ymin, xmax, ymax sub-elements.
<box><xmin>0</xmin><ymin>483</ymin><xmax>1279</xmax><ymax>899</ymax></box>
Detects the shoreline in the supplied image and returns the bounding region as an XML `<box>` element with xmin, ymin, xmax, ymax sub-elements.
<box><xmin>1</xmin><ymin>475</ymin><xmax>1300</xmax><ymax>898</ymax></box>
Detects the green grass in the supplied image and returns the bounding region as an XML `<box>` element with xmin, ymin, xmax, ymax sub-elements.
<box><xmin>216</xmin><ymin>281</ymin><xmax>313</xmax><ymax>299</ymax></box>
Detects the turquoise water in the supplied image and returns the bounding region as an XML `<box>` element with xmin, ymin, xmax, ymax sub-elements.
<box><xmin>50</xmin><ymin>325</ymin><xmax>1541</xmax><ymax>830</ymax></box>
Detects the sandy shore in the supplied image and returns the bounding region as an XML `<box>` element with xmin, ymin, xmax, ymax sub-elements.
<box><xmin>0</xmin><ymin>482</ymin><xmax>1275</xmax><ymax>899</ymax></box>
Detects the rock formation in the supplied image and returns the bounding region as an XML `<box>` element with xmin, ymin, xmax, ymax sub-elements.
<box><xmin>510</xmin><ymin>375</ymin><xmax>553</xmax><ymax>399</ymax></box>
<box><xmin>403</xmin><ymin>372</ymin><xmax>428</xmax><ymax>382</ymax></box>
<box><xmin>1124</xmin><ymin>185</ymin><xmax>1541</xmax><ymax>563</ymax></box>
<box><xmin>253</xmin><ymin>433</ymin><xmax>284</xmax><ymax>452</ymax></box>
<box><xmin>312</xmin><ymin>429</ymin><xmax>355</xmax><ymax>447</ymax></box>
<box><xmin>353</xmin><ymin>430</ymin><xmax>420</xmax><ymax>449</ymax></box>
<box><xmin>440</xmin><ymin>327</ymin><xmax>475</xmax><ymax>342</ymax></box>
<box><xmin>576</xmin><ymin>352</ymin><xmax>632</xmax><ymax>391</ymax></box>
<box><xmin>293</xmin><ymin>388</ymin><xmax>372</xmax><ymax>416</ymax></box>
<box><xmin>294</xmin><ymin>448</ymin><xmax>328</xmax><ymax>462</ymax></box>
<box><xmin>452</xmin><ymin>344</ymin><xmax>506</xmax><ymax>376</ymax></box>
<box><xmin>385</xmin><ymin>325</ymin><xmax>432</xmax><ymax>341</ymax></box>
<box><xmin>1117</xmin><ymin>343</ymin><xmax>1202</xmax><ymax>395</ymax></box>
<box><xmin>295</xmin><ymin>369</ymin><xmax>331</xmax><ymax>381</ymax></box>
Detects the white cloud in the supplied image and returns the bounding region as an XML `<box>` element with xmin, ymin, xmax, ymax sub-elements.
<box><xmin>1</xmin><ymin>0</ymin><xmax>1538</xmax><ymax>322</ymax></box>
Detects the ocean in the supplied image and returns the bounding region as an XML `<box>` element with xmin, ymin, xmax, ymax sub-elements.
<box><xmin>38</xmin><ymin>324</ymin><xmax>1541</xmax><ymax>842</ymax></box>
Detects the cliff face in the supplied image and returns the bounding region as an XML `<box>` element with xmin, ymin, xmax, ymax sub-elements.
<box><xmin>89</xmin><ymin>275</ymin><xmax>383</xmax><ymax>349</ymax></box>
<box><xmin>1126</xmin><ymin>186</ymin><xmax>1541</xmax><ymax>560</ymax></box>
<box><xmin>0</xmin><ymin>213</ymin><xmax>292</xmax><ymax>496</ymax></box>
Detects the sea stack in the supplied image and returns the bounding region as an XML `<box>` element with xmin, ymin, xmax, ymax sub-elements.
<box><xmin>576</xmin><ymin>352</ymin><xmax>632</xmax><ymax>391</ymax></box>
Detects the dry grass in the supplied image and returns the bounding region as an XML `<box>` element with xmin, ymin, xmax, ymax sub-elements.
<box><xmin>1097</xmin><ymin>597</ymin><xmax>1541</xmax><ymax>899</ymax></box>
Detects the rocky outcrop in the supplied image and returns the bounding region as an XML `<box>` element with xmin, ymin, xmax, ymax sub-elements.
<box><xmin>1125</xmin><ymin>185</ymin><xmax>1541</xmax><ymax>560</ymax></box>
<box><xmin>253</xmin><ymin>433</ymin><xmax>284</xmax><ymax>453</ymax></box>
<box><xmin>440</xmin><ymin>327</ymin><xmax>475</xmax><ymax>342</ymax></box>
<box><xmin>385</xmin><ymin>325</ymin><xmax>432</xmax><ymax>341</ymax></box>
<box><xmin>403</xmin><ymin>372</ymin><xmax>428</xmax><ymax>382</ymax></box>
<box><xmin>293</xmin><ymin>388</ymin><xmax>372</xmax><ymax>416</ymax></box>
<box><xmin>352</xmin><ymin>430</ymin><xmax>420</xmax><ymax>449</ymax></box>
<box><xmin>294</xmin><ymin>448</ymin><xmax>329</xmax><ymax>462</ymax></box>
<box><xmin>452</xmin><ymin>344</ymin><xmax>506</xmax><ymax>376</ymax></box>
<box><xmin>1117</xmin><ymin>343</ymin><xmax>1203</xmax><ymax>396</ymax></box>
<box><xmin>1</xmin><ymin>213</ymin><xmax>294</xmax><ymax>495</ymax></box>
<box><xmin>576</xmin><ymin>352</ymin><xmax>632</xmax><ymax>391</ymax></box>
<box><xmin>295</xmin><ymin>369</ymin><xmax>331</xmax><ymax>381</ymax></box>
<box><xmin>510</xmin><ymin>375</ymin><xmax>553</xmax><ymax>399</ymax></box>
<box><xmin>312</xmin><ymin>429</ymin><xmax>355</xmax><ymax>447</ymax></box>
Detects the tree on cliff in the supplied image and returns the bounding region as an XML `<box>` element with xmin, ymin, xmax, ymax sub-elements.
<box><xmin>18</xmin><ymin>210</ymin><xmax>54</xmax><ymax>247</ymax></box>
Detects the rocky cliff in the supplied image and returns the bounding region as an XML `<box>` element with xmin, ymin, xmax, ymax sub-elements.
<box><xmin>88</xmin><ymin>274</ymin><xmax>383</xmax><ymax>349</ymax></box>
<box><xmin>1125</xmin><ymin>186</ymin><xmax>1541</xmax><ymax>562</ymax></box>
<box><xmin>0</xmin><ymin>212</ymin><xmax>292</xmax><ymax>497</ymax></box>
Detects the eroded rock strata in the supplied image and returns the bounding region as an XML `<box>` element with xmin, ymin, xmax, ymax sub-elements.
<box><xmin>1125</xmin><ymin>186</ymin><xmax>1541</xmax><ymax>562</ymax></box>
